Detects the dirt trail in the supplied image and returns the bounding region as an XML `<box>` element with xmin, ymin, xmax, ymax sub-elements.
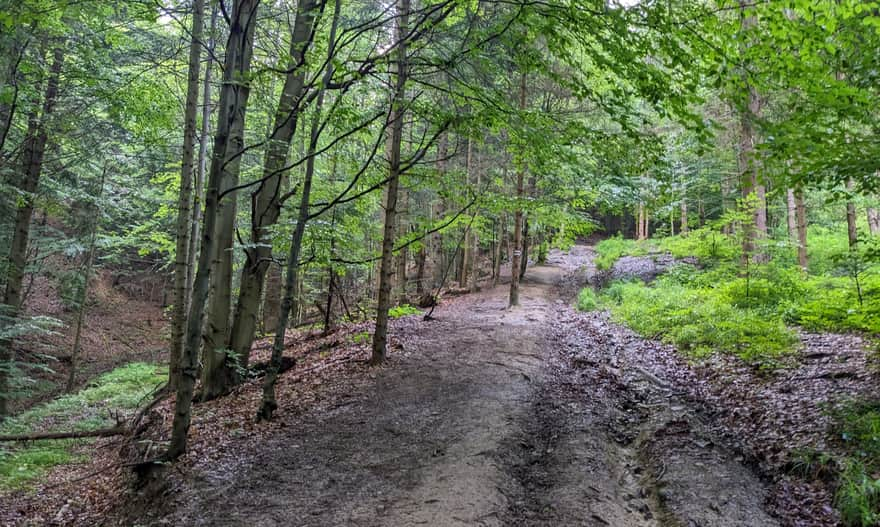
<box><xmin>152</xmin><ymin>247</ymin><xmax>780</xmax><ymax>526</ymax></box>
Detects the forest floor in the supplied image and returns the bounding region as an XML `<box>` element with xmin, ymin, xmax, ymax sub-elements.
<box><xmin>122</xmin><ymin>245</ymin><xmax>839</xmax><ymax>527</ymax></box>
<box><xmin>6</xmin><ymin>245</ymin><xmax>865</xmax><ymax>525</ymax></box>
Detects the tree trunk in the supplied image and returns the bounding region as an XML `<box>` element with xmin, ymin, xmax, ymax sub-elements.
<box><xmin>509</xmin><ymin>73</ymin><xmax>526</xmax><ymax>308</ymax></box>
<box><xmin>188</xmin><ymin>3</ymin><xmax>219</xmax><ymax>312</ymax></box>
<box><xmin>867</xmin><ymin>206</ymin><xmax>880</xmax><ymax>236</ymax></box>
<box><xmin>371</xmin><ymin>0</ymin><xmax>409</xmax><ymax>364</ymax></box>
<box><xmin>203</xmin><ymin>0</ymin><xmax>324</xmax><ymax>401</ymax></box>
<box><xmin>846</xmin><ymin>179</ymin><xmax>858</xmax><ymax>249</ymax></box>
<box><xmin>795</xmin><ymin>188</ymin><xmax>808</xmax><ymax>270</ymax></box>
<box><xmin>0</xmin><ymin>46</ymin><xmax>63</xmax><ymax>420</ymax></box>
<box><xmin>258</xmin><ymin>0</ymin><xmax>341</xmax><ymax>419</ymax></box>
<box><xmin>166</xmin><ymin>0</ymin><xmax>259</xmax><ymax>460</ymax></box>
<box><xmin>395</xmin><ymin>187</ymin><xmax>408</xmax><ymax>304</ymax></box>
<box><xmin>66</xmin><ymin>167</ymin><xmax>105</xmax><ymax>392</ymax></box>
<box><xmin>786</xmin><ymin>188</ymin><xmax>798</xmax><ymax>241</ymax></box>
<box><xmin>168</xmin><ymin>0</ymin><xmax>205</xmax><ymax>391</ymax></box>
<box><xmin>680</xmin><ymin>195</ymin><xmax>688</xmax><ymax>235</ymax></box>
<box><xmin>431</xmin><ymin>133</ymin><xmax>447</xmax><ymax>288</ymax></box>
<box><xmin>470</xmin><ymin>146</ymin><xmax>481</xmax><ymax>291</ymax></box>
<box><xmin>738</xmin><ymin>1</ymin><xmax>767</xmax><ymax>263</ymax></box>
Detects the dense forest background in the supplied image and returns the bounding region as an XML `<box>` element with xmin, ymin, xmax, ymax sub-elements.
<box><xmin>1</xmin><ymin>0</ymin><xmax>880</xmax><ymax>525</ymax></box>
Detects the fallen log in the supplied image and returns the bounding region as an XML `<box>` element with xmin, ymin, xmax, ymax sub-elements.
<box><xmin>0</xmin><ymin>427</ymin><xmax>126</xmax><ymax>442</ymax></box>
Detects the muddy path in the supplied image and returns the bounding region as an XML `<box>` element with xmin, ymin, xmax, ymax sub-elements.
<box><xmin>147</xmin><ymin>247</ymin><xmax>780</xmax><ymax>526</ymax></box>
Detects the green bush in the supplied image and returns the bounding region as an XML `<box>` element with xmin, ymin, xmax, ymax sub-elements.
<box><xmin>594</xmin><ymin>235</ymin><xmax>646</xmax><ymax>270</ymax></box>
<box><xmin>388</xmin><ymin>304</ymin><xmax>422</xmax><ymax>319</ymax></box>
<box><xmin>833</xmin><ymin>402</ymin><xmax>880</xmax><ymax>526</ymax></box>
<box><xmin>575</xmin><ymin>288</ymin><xmax>599</xmax><ymax>311</ymax></box>
<box><xmin>602</xmin><ymin>278</ymin><xmax>796</xmax><ymax>365</ymax></box>
<box><xmin>655</xmin><ymin>227</ymin><xmax>738</xmax><ymax>262</ymax></box>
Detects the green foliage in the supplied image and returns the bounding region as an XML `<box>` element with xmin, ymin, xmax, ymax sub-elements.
<box><xmin>388</xmin><ymin>305</ymin><xmax>422</xmax><ymax>319</ymax></box>
<box><xmin>0</xmin><ymin>363</ymin><xmax>165</xmax><ymax>490</ymax></box>
<box><xmin>575</xmin><ymin>288</ymin><xmax>599</xmax><ymax>312</ymax></box>
<box><xmin>594</xmin><ymin>235</ymin><xmax>645</xmax><ymax>270</ymax></box>
<box><xmin>832</xmin><ymin>401</ymin><xmax>880</xmax><ymax>526</ymax></box>
<box><xmin>601</xmin><ymin>278</ymin><xmax>796</xmax><ymax>365</ymax></box>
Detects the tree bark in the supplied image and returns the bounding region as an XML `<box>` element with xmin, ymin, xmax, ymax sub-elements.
<box><xmin>794</xmin><ymin>188</ymin><xmax>808</xmax><ymax>269</ymax></box>
<box><xmin>372</xmin><ymin>0</ymin><xmax>410</xmax><ymax>364</ymax></box>
<box><xmin>0</xmin><ymin>46</ymin><xmax>64</xmax><ymax>420</ymax></box>
<box><xmin>680</xmin><ymin>195</ymin><xmax>688</xmax><ymax>235</ymax></box>
<box><xmin>258</xmin><ymin>0</ymin><xmax>340</xmax><ymax>419</ymax></box>
<box><xmin>509</xmin><ymin>73</ymin><xmax>526</xmax><ymax>308</ymax></box>
<box><xmin>202</xmin><ymin>0</ymin><xmax>324</xmax><ymax>401</ymax></box>
<box><xmin>166</xmin><ymin>0</ymin><xmax>259</xmax><ymax>460</ymax></box>
<box><xmin>867</xmin><ymin>206</ymin><xmax>880</xmax><ymax>236</ymax></box>
<box><xmin>169</xmin><ymin>0</ymin><xmax>205</xmax><ymax>391</ymax></box>
<box><xmin>188</xmin><ymin>2</ymin><xmax>219</xmax><ymax>312</ymax></box>
<box><xmin>846</xmin><ymin>179</ymin><xmax>858</xmax><ymax>249</ymax></box>
<box><xmin>786</xmin><ymin>188</ymin><xmax>798</xmax><ymax>241</ymax></box>
<box><xmin>738</xmin><ymin>1</ymin><xmax>767</xmax><ymax>264</ymax></box>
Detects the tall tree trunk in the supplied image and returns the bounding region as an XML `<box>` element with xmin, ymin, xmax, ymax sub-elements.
<box><xmin>395</xmin><ymin>187</ymin><xmax>408</xmax><ymax>303</ymax></box>
<box><xmin>371</xmin><ymin>0</ymin><xmax>409</xmax><ymax>364</ymax></box>
<box><xmin>202</xmin><ymin>0</ymin><xmax>324</xmax><ymax>401</ymax></box>
<box><xmin>794</xmin><ymin>188</ymin><xmax>808</xmax><ymax>270</ymax></box>
<box><xmin>188</xmin><ymin>3</ymin><xmax>219</xmax><ymax>311</ymax></box>
<box><xmin>431</xmin><ymin>133</ymin><xmax>448</xmax><ymax>288</ymax></box>
<box><xmin>738</xmin><ymin>1</ymin><xmax>767</xmax><ymax>263</ymax></box>
<box><xmin>492</xmin><ymin>214</ymin><xmax>503</xmax><ymax>288</ymax></box>
<box><xmin>680</xmin><ymin>195</ymin><xmax>688</xmax><ymax>235</ymax></box>
<box><xmin>258</xmin><ymin>0</ymin><xmax>341</xmax><ymax>419</ymax></box>
<box><xmin>0</xmin><ymin>46</ymin><xmax>63</xmax><ymax>420</ymax></box>
<box><xmin>470</xmin><ymin>146</ymin><xmax>481</xmax><ymax>291</ymax></box>
<box><xmin>0</xmin><ymin>37</ymin><xmax>27</xmax><ymax>159</ymax></box>
<box><xmin>786</xmin><ymin>188</ymin><xmax>798</xmax><ymax>241</ymax></box>
<box><xmin>867</xmin><ymin>206</ymin><xmax>880</xmax><ymax>236</ymax></box>
<box><xmin>166</xmin><ymin>0</ymin><xmax>259</xmax><ymax>460</ymax></box>
<box><xmin>66</xmin><ymin>167</ymin><xmax>105</xmax><ymax>392</ymax></box>
<box><xmin>169</xmin><ymin>0</ymin><xmax>205</xmax><ymax>391</ymax></box>
<box><xmin>509</xmin><ymin>73</ymin><xmax>526</xmax><ymax>308</ymax></box>
<box><xmin>846</xmin><ymin>179</ymin><xmax>858</xmax><ymax>249</ymax></box>
<box><xmin>459</xmin><ymin>138</ymin><xmax>473</xmax><ymax>287</ymax></box>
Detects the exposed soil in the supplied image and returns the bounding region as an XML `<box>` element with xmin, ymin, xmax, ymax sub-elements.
<box><xmin>127</xmin><ymin>248</ymin><xmax>783</xmax><ymax>527</ymax></box>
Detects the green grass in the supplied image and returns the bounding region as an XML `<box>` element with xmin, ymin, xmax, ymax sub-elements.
<box><xmin>0</xmin><ymin>362</ymin><xmax>166</xmax><ymax>491</ymax></box>
<box><xmin>594</xmin><ymin>235</ymin><xmax>646</xmax><ymax>270</ymax></box>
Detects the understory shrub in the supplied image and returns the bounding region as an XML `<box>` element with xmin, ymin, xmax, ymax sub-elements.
<box><xmin>575</xmin><ymin>288</ymin><xmax>599</xmax><ymax>311</ymax></box>
<box><xmin>601</xmin><ymin>278</ymin><xmax>796</xmax><ymax>365</ymax></box>
<box><xmin>833</xmin><ymin>401</ymin><xmax>880</xmax><ymax>526</ymax></box>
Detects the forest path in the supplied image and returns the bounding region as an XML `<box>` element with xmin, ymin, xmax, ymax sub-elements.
<box><xmin>157</xmin><ymin>246</ymin><xmax>780</xmax><ymax>527</ymax></box>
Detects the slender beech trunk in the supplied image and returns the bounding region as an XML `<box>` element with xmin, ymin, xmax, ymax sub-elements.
<box><xmin>395</xmin><ymin>187</ymin><xmax>408</xmax><ymax>303</ymax></box>
<box><xmin>372</xmin><ymin>0</ymin><xmax>410</xmax><ymax>364</ymax></box>
<box><xmin>846</xmin><ymin>179</ymin><xmax>858</xmax><ymax>249</ymax></box>
<box><xmin>258</xmin><ymin>0</ymin><xmax>340</xmax><ymax>419</ymax></box>
<box><xmin>166</xmin><ymin>0</ymin><xmax>259</xmax><ymax>460</ymax></box>
<box><xmin>201</xmin><ymin>0</ymin><xmax>324</xmax><ymax>401</ymax></box>
<box><xmin>0</xmin><ymin>37</ymin><xmax>27</xmax><ymax>158</ymax></box>
<box><xmin>492</xmin><ymin>214</ymin><xmax>503</xmax><ymax>288</ymax></box>
<box><xmin>66</xmin><ymin>167</ymin><xmax>105</xmax><ymax>392</ymax></box>
<box><xmin>470</xmin><ymin>147</ymin><xmax>481</xmax><ymax>292</ymax></box>
<box><xmin>168</xmin><ymin>0</ymin><xmax>205</xmax><ymax>391</ymax></box>
<box><xmin>459</xmin><ymin>139</ymin><xmax>473</xmax><ymax>287</ymax></box>
<box><xmin>795</xmin><ymin>188</ymin><xmax>808</xmax><ymax>269</ymax></box>
<box><xmin>868</xmin><ymin>206</ymin><xmax>880</xmax><ymax>236</ymax></box>
<box><xmin>0</xmin><ymin>46</ymin><xmax>63</xmax><ymax>420</ymax></box>
<box><xmin>680</xmin><ymin>195</ymin><xmax>688</xmax><ymax>235</ymax></box>
<box><xmin>509</xmin><ymin>73</ymin><xmax>526</xmax><ymax>308</ymax></box>
<box><xmin>431</xmin><ymin>133</ymin><xmax>448</xmax><ymax>288</ymax></box>
<box><xmin>188</xmin><ymin>3</ymin><xmax>219</xmax><ymax>310</ymax></box>
<box><xmin>786</xmin><ymin>188</ymin><xmax>798</xmax><ymax>241</ymax></box>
